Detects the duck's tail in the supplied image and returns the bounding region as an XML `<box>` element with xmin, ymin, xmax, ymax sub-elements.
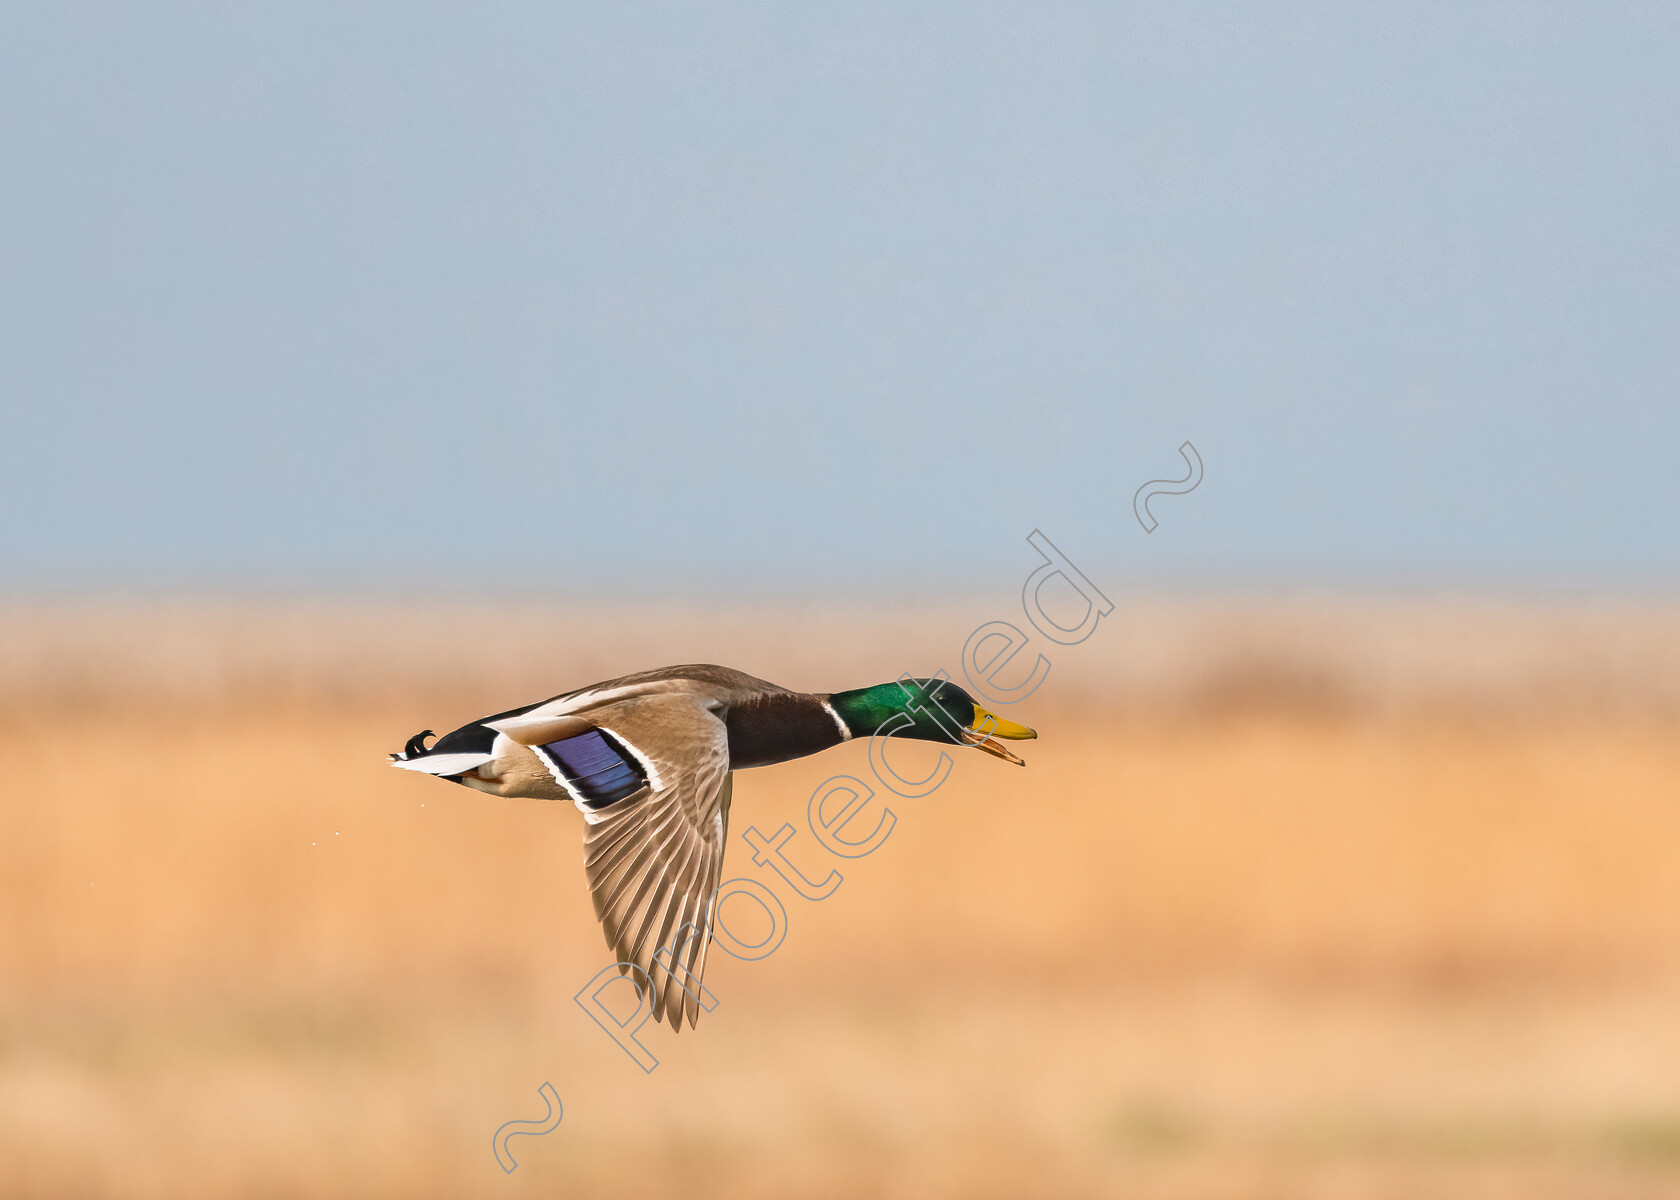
<box><xmin>389</xmin><ymin>728</ymin><xmax>494</xmax><ymax>778</ymax></box>
<box><xmin>396</xmin><ymin>729</ymin><xmax>435</xmax><ymax>759</ymax></box>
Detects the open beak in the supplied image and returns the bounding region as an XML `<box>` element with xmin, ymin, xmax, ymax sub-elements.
<box><xmin>960</xmin><ymin>705</ymin><xmax>1037</xmax><ymax>766</ymax></box>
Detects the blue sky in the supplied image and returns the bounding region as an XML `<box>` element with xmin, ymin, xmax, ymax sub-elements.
<box><xmin>2</xmin><ymin>3</ymin><xmax>1676</xmax><ymax>592</ymax></box>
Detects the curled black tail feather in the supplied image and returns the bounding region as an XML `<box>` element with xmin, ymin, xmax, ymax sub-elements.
<box><xmin>399</xmin><ymin>729</ymin><xmax>435</xmax><ymax>760</ymax></box>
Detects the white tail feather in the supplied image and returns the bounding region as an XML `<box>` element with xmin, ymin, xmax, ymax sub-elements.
<box><xmin>391</xmin><ymin>751</ymin><xmax>493</xmax><ymax>776</ymax></box>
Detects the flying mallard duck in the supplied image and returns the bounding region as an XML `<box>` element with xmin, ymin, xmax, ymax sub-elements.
<box><xmin>390</xmin><ymin>665</ymin><xmax>1035</xmax><ymax>1029</ymax></box>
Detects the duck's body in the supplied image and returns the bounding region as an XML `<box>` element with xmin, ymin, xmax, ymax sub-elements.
<box><xmin>391</xmin><ymin>664</ymin><xmax>1034</xmax><ymax>1029</ymax></box>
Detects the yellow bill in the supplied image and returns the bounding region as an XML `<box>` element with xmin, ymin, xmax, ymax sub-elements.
<box><xmin>961</xmin><ymin>705</ymin><xmax>1037</xmax><ymax>766</ymax></box>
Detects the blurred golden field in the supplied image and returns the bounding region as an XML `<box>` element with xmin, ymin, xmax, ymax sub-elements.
<box><xmin>4</xmin><ymin>595</ymin><xmax>1680</xmax><ymax>1199</ymax></box>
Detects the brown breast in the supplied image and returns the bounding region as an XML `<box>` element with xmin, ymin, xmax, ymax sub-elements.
<box><xmin>724</xmin><ymin>691</ymin><xmax>847</xmax><ymax>768</ymax></box>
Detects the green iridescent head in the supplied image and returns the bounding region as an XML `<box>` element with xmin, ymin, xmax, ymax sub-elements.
<box><xmin>828</xmin><ymin>676</ymin><xmax>1037</xmax><ymax>764</ymax></box>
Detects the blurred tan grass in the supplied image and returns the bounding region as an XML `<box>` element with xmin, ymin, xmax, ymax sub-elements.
<box><xmin>3</xmin><ymin>595</ymin><xmax>1680</xmax><ymax>1199</ymax></box>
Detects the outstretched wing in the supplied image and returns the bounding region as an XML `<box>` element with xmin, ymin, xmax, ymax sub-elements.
<box><xmin>493</xmin><ymin>691</ymin><xmax>733</xmax><ymax>1030</ymax></box>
